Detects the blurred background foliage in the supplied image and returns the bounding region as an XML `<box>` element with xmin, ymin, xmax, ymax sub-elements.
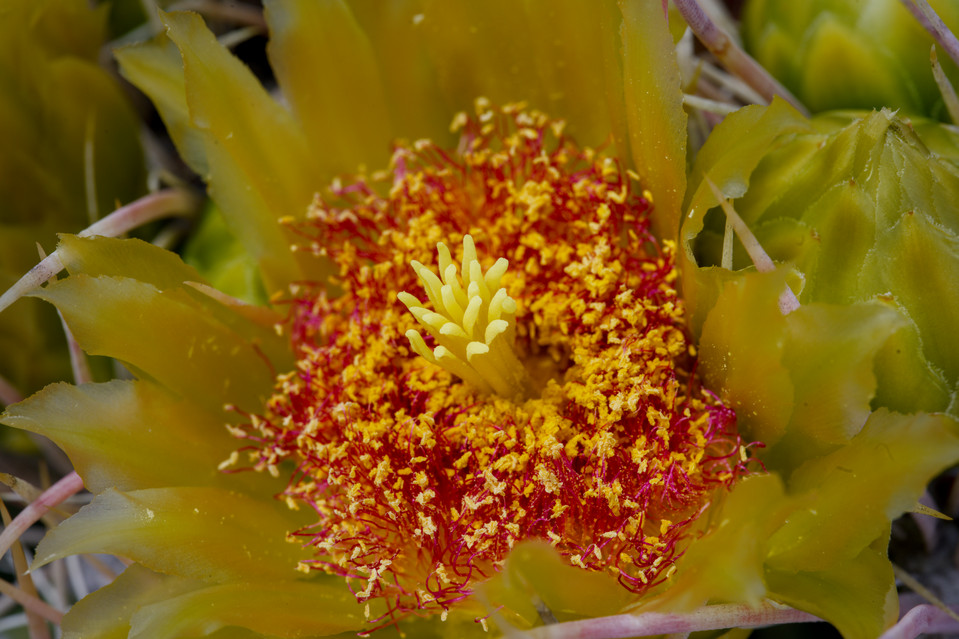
<box><xmin>0</xmin><ymin>0</ymin><xmax>146</xmax><ymax>412</ymax></box>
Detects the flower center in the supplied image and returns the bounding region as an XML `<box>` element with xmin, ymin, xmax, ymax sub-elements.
<box><xmin>399</xmin><ymin>235</ymin><xmax>531</xmax><ymax>399</ymax></box>
<box><xmin>228</xmin><ymin>100</ymin><xmax>749</xmax><ymax>623</ymax></box>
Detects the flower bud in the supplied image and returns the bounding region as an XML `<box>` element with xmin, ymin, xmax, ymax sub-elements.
<box><xmin>685</xmin><ymin>100</ymin><xmax>959</xmax><ymax>418</ymax></box>
<box><xmin>742</xmin><ymin>0</ymin><xmax>959</xmax><ymax>119</ymax></box>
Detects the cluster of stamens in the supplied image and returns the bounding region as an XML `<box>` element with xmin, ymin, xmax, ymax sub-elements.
<box><xmin>228</xmin><ymin>100</ymin><xmax>749</xmax><ymax>625</ymax></box>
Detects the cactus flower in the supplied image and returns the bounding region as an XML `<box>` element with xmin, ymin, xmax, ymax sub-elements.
<box><xmin>3</xmin><ymin>2</ymin><xmax>959</xmax><ymax>639</ymax></box>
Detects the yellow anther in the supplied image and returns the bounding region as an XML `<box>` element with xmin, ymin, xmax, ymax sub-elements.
<box><xmin>399</xmin><ymin>235</ymin><xmax>531</xmax><ymax>400</ymax></box>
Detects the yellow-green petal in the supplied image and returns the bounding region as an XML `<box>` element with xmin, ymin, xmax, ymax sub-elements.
<box><xmin>342</xmin><ymin>0</ymin><xmax>451</xmax><ymax>146</ymax></box>
<box><xmin>773</xmin><ymin>300</ymin><xmax>909</xmax><ymax>463</ymax></box>
<box><xmin>647</xmin><ymin>474</ymin><xmax>790</xmax><ymax>611</ymax></box>
<box><xmin>128</xmin><ymin>579</ymin><xmax>368</xmax><ymax>638</ymax></box>
<box><xmin>700</xmin><ymin>268</ymin><xmax>930</xmax><ymax>471</ymax></box>
<box><xmin>31</xmin><ymin>235</ymin><xmax>290</xmax><ymax>413</ymax></box>
<box><xmin>485</xmin><ymin>541</ymin><xmax>635</xmax><ymax>623</ymax></box>
<box><xmin>698</xmin><ymin>270</ymin><xmax>796</xmax><ymax>449</ymax></box>
<box><xmin>765</xmin><ymin>541</ymin><xmax>897</xmax><ymax>639</ymax></box>
<box><xmin>0</xmin><ymin>380</ymin><xmax>274</xmax><ymax>495</ymax></box>
<box><xmin>32</xmin><ymin>274</ymin><xmax>281</xmax><ymax>414</ymax></box>
<box><xmin>767</xmin><ymin>409</ymin><xmax>959</xmax><ymax>572</ymax></box>
<box><xmin>126</xmin><ymin>10</ymin><xmax>325</xmax><ymax>293</ymax></box>
<box><xmin>34</xmin><ymin>487</ymin><xmax>310</xmax><ymax>583</ymax></box>
<box><xmin>61</xmin><ymin>564</ymin><xmax>202</xmax><ymax>639</ymax></box>
<box><xmin>57</xmin><ymin>234</ymin><xmax>203</xmax><ymax>290</ymax></box>
<box><xmin>417</xmin><ymin>1</ymin><xmax>613</xmax><ymax>148</ymax></box>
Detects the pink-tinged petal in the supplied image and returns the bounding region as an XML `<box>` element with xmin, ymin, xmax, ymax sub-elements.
<box><xmin>1</xmin><ymin>380</ymin><xmax>279</xmax><ymax>495</ymax></box>
<box><xmin>32</xmin><ymin>274</ymin><xmax>286</xmax><ymax>415</ymax></box>
<box><xmin>618</xmin><ymin>0</ymin><xmax>688</xmax><ymax>241</ymax></box>
<box><xmin>263</xmin><ymin>0</ymin><xmax>393</xmax><ymax>176</ymax></box>
<box><xmin>128</xmin><ymin>579</ymin><xmax>368</xmax><ymax>639</ymax></box>
<box><xmin>34</xmin><ymin>487</ymin><xmax>311</xmax><ymax>583</ymax></box>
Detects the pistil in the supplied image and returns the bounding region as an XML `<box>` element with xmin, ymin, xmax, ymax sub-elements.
<box><xmin>399</xmin><ymin>235</ymin><xmax>532</xmax><ymax>399</ymax></box>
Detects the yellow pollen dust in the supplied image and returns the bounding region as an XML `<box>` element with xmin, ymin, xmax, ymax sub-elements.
<box><xmin>398</xmin><ymin>235</ymin><xmax>531</xmax><ymax>399</ymax></box>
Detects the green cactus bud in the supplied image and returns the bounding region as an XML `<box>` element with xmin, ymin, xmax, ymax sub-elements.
<box><xmin>742</xmin><ymin>0</ymin><xmax>959</xmax><ymax>119</ymax></box>
<box><xmin>684</xmin><ymin>100</ymin><xmax>959</xmax><ymax>422</ymax></box>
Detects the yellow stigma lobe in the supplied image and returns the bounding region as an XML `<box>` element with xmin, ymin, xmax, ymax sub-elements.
<box><xmin>399</xmin><ymin>235</ymin><xmax>530</xmax><ymax>399</ymax></box>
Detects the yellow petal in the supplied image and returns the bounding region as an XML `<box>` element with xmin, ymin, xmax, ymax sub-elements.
<box><xmin>346</xmin><ymin>0</ymin><xmax>453</xmax><ymax>144</ymax></box>
<box><xmin>115</xmin><ymin>33</ymin><xmax>209</xmax><ymax>176</ymax></box>
<box><xmin>158</xmin><ymin>10</ymin><xmax>323</xmax><ymax>292</ymax></box>
<box><xmin>618</xmin><ymin>0</ymin><xmax>688</xmax><ymax>240</ymax></box>
<box><xmin>414</xmin><ymin>0</ymin><xmax>613</xmax><ymax>148</ymax></box>
<box><xmin>264</xmin><ymin>0</ymin><xmax>393</xmax><ymax>175</ymax></box>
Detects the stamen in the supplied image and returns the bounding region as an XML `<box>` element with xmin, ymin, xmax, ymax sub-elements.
<box><xmin>399</xmin><ymin>235</ymin><xmax>531</xmax><ymax>399</ymax></box>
